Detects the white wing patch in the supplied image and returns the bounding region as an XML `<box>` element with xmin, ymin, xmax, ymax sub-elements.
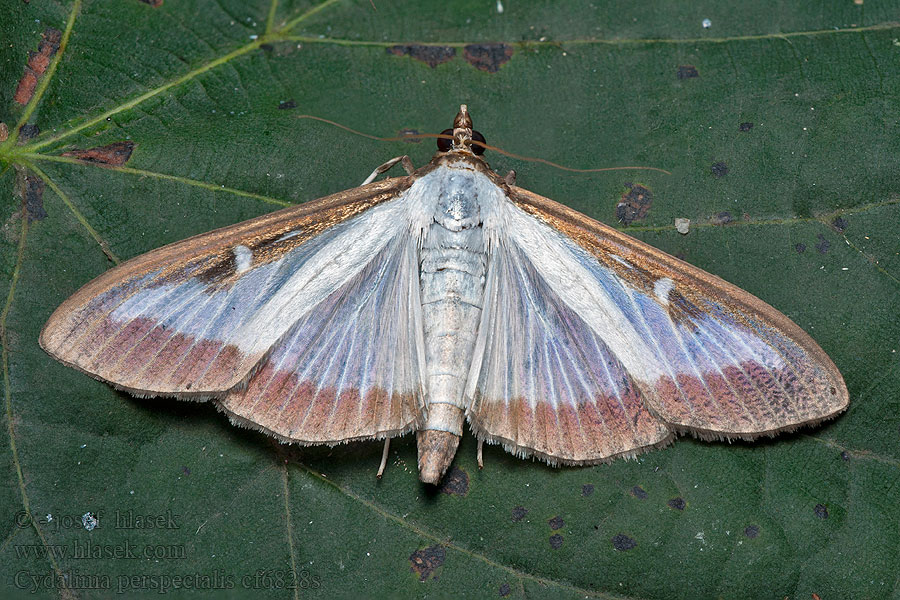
<box><xmin>653</xmin><ymin>277</ymin><xmax>674</xmax><ymax>305</ymax></box>
<box><xmin>233</xmin><ymin>245</ymin><xmax>253</xmax><ymax>274</ymax></box>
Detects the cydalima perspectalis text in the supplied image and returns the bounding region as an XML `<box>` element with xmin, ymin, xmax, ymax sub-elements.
<box><xmin>41</xmin><ymin>106</ymin><xmax>848</xmax><ymax>484</ymax></box>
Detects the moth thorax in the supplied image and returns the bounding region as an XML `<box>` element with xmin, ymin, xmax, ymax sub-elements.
<box><xmin>435</xmin><ymin>174</ymin><xmax>482</xmax><ymax>231</ymax></box>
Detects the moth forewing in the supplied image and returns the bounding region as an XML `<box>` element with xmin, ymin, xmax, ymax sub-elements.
<box><xmin>39</xmin><ymin>177</ymin><xmax>413</xmax><ymax>398</ymax></box>
<box><xmin>502</xmin><ymin>186</ymin><xmax>849</xmax><ymax>438</ymax></box>
<box><xmin>41</xmin><ymin>105</ymin><xmax>848</xmax><ymax>485</ymax></box>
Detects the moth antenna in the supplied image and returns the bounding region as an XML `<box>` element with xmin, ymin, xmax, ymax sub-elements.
<box><xmin>296</xmin><ymin>112</ymin><xmax>668</xmax><ymax>174</ymax></box>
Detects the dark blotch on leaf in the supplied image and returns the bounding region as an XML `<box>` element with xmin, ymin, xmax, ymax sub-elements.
<box><xmin>744</xmin><ymin>525</ymin><xmax>760</xmax><ymax>539</ymax></box>
<box><xmin>387</xmin><ymin>45</ymin><xmax>455</xmax><ymax>69</ymax></box>
<box><xmin>677</xmin><ymin>65</ymin><xmax>699</xmax><ymax>79</ymax></box>
<box><xmin>18</xmin><ymin>171</ymin><xmax>47</xmax><ymax>222</ymax></box>
<box><xmin>499</xmin><ymin>583</ymin><xmax>511</xmax><ymax>597</ymax></box>
<box><xmin>668</xmin><ymin>497</ymin><xmax>686</xmax><ymax>511</ymax></box>
<box><xmin>815</xmin><ymin>234</ymin><xmax>831</xmax><ymax>254</ymax></box>
<box><xmin>62</xmin><ymin>141</ymin><xmax>135</xmax><ymax>167</ymax></box>
<box><xmin>548</xmin><ymin>516</ymin><xmax>564</xmax><ymax>530</ymax></box>
<box><xmin>711</xmin><ymin>161</ymin><xmax>728</xmax><ymax>178</ymax></box>
<box><xmin>19</xmin><ymin>124</ymin><xmax>40</xmax><ymax>141</ymax></box>
<box><xmin>278</xmin><ymin>99</ymin><xmax>297</xmax><ymax>110</ymax></box>
<box><xmin>795</xmin><ymin>243</ymin><xmax>806</xmax><ymax>254</ymax></box>
<box><xmin>582</xmin><ymin>484</ymin><xmax>594</xmax><ymax>496</ymax></box>
<box><xmin>832</xmin><ymin>216</ymin><xmax>848</xmax><ymax>232</ymax></box>
<box><xmin>739</xmin><ymin>122</ymin><xmax>754</xmax><ymax>132</ymax></box>
<box><xmin>409</xmin><ymin>545</ymin><xmax>445</xmax><ymax>582</ymax></box>
<box><xmin>464</xmin><ymin>43</ymin><xmax>514</xmax><ymax>73</ymax></box>
<box><xmin>814</xmin><ymin>504</ymin><xmax>829</xmax><ymax>519</ymax></box>
<box><xmin>138</xmin><ymin>0</ymin><xmax>164</xmax><ymax>6</ymax></box>
<box><xmin>710</xmin><ymin>211</ymin><xmax>733</xmax><ymax>225</ymax></box>
<box><xmin>511</xmin><ymin>506</ymin><xmax>528</xmax><ymax>522</ymax></box>
<box><xmin>616</xmin><ymin>183</ymin><xmax>652</xmax><ymax>225</ymax></box>
<box><xmin>612</xmin><ymin>533</ymin><xmax>637</xmax><ymax>551</ymax></box>
<box><xmin>439</xmin><ymin>466</ymin><xmax>469</xmax><ymax>496</ymax></box>
<box><xmin>840</xmin><ymin>451</ymin><xmax>850</xmax><ymax>461</ymax></box>
<box><xmin>549</xmin><ymin>534</ymin><xmax>564</xmax><ymax>549</ymax></box>
<box><xmin>631</xmin><ymin>485</ymin><xmax>648</xmax><ymax>500</ymax></box>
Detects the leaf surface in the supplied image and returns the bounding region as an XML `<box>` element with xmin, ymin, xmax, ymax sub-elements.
<box><xmin>1</xmin><ymin>2</ymin><xmax>898</xmax><ymax>598</ymax></box>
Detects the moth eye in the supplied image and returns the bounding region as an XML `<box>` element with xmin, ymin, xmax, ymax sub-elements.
<box><xmin>437</xmin><ymin>128</ymin><xmax>454</xmax><ymax>152</ymax></box>
<box><xmin>471</xmin><ymin>130</ymin><xmax>486</xmax><ymax>155</ymax></box>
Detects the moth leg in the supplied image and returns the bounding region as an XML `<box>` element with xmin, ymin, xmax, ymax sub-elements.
<box><xmin>504</xmin><ymin>170</ymin><xmax>517</xmax><ymax>186</ymax></box>
<box><xmin>376</xmin><ymin>438</ymin><xmax>391</xmax><ymax>479</ymax></box>
<box><xmin>477</xmin><ymin>439</ymin><xmax>484</xmax><ymax>469</ymax></box>
<box><xmin>361</xmin><ymin>155</ymin><xmax>416</xmax><ymax>185</ymax></box>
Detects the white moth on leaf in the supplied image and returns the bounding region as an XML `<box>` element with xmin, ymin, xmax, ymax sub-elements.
<box><xmin>41</xmin><ymin>106</ymin><xmax>848</xmax><ymax>484</ymax></box>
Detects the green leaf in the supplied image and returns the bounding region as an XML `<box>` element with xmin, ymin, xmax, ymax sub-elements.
<box><xmin>2</xmin><ymin>1</ymin><xmax>898</xmax><ymax>598</ymax></box>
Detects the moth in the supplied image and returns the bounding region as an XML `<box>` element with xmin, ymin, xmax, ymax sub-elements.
<box><xmin>41</xmin><ymin>106</ymin><xmax>848</xmax><ymax>484</ymax></box>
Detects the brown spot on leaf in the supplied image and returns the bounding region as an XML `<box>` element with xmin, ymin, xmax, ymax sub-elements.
<box><xmin>710</xmin><ymin>211</ymin><xmax>733</xmax><ymax>225</ymax></box>
<box><xmin>612</xmin><ymin>533</ymin><xmax>637</xmax><ymax>551</ymax></box>
<box><xmin>739</xmin><ymin>122</ymin><xmax>754</xmax><ymax>132</ymax></box>
<box><xmin>511</xmin><ymin>506</ymin><xmax>528</xmax><ymax>522</ymax></box>
<box><xmin>14</xmin><ymin>28</ymin><xmax>61</xmax><ymax>105</ymax></box>
<box><xmin>62</xmin><ymin>141</ymin><xmax>135</xmax><ymax>166</ymax></box>
<box><xmin>840</xmin><ymin>450</ymin><xmax>850</xmax><ymax>461</ymax></box>
<box><xmin>548</xmin><ymin>516</ymin><xmax>564</xmax><ymax>530</ymax></box>
<box><xmin>464</xmin><ymin>43</ymin><xmax>513</xmax><ymax>73</ymax></box>
<box><xmin>813</xmin><ymin>504</ymin><xmax>829</xmax><ymax>519</ymax></box>
<box><xmin>0</xmin><ymin>122</ymin><xmax>7</xmax><ymax>142</ymax></box>
<box><xmin>667</xmin><ymin>497</ymin><xmax>686</xmax><ymax>511</ymax></box>
<box><xmin>744</xmin><ymin>525</ymin><xmax>760</xmax><ymax>538</ymax></box>
<box><xmin>439</xmin><ymin>466</ymin><xmax>469</xmax><ymax>496</ymax></box>
<box><xmin>582</xmin><ymin>484</ymin><xmax>594</xmax><ymax>496</ymax></box>
<box><xmin>387</xmin><ymin>45</ymin><xmax>455</xmax><ymax>68</ymax></box>
<box><xmin>16</xmin><ymin>169</ymin><xmax>47</xmax><ymax>222</ymax></box>
<box><xmin>631</xmin><ymin>485</ymin><xmax>648</xmax><ymax>500</ymax></box>
<box><xmin>815</xmin><ymin>234</ymin><xmax>831</xmax><ymax>254</ymax></box>
<box><xmin>138</xmin><ymin>0</ymin><xmax>164</xmax><ymax>6</ymax></box>
<box><xmin>549</xmin><ymin>534</ymin><xmax>563</xmax><ymax>549</ymax></box>
<box><xmin>831</xmin><ymin>216</ymin><xmax>848</xmax><ymax>232</ymax></box>
<box><xmin>616</xmin><ymin>183</ymin><xmax>652</xmax><ymax>225</ymax></box>
<box><xmin>677</xmin><ymin>65</ymin><xmax>699</xmax><ymax>79</ymax></box>
<box><xmin>409</xmin><ymin>545</ymin><xmax>445</xmax><ymax>582</ymax></box>
<box><xmin>795</xmin><ymin>243</ymin><xmax>806</xmax><ymax>254</ymax></box>
<box><xmin>711</xmin><ymin>161</ymin><xmax>728</xmax><ymax>177</ymax></box>
<box><xmin>499</xmin><ymin>583</ymin><xmax>511</xmax><ymax>597</ymax></box>
<box><xmin>278</xmin><ymin>99</ymin><xmax>297</xmax><ymax>110</ymax></box>
<box><xmin>14</xmin><ymin>71</ymin><xmax>39</xmax><ymax>106</ymax></box>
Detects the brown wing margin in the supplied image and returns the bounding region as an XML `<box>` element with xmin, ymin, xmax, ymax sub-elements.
<box><xmin>39</xmin><ymin>176</ymin><xmax>413</xmax><ymax>397</ymax></box>
<box><xmin>506</xmin><ymin>185</ymin><xmax>848</xmax><ymax>439</ymax></box>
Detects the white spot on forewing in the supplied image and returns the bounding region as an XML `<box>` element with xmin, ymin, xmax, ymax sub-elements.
<box><xmin>233</xmin><ymin>245</ymin><xmax>252</xmax><ymax>274</ymax></box>
<box><xmin>654</xmin><ymin>277</ymin><xmax>674</xmax><ymax>305</ymax></box>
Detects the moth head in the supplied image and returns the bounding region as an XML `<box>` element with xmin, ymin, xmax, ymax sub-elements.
<box><xmin>437</xmin><ymin>104</ymin><xmax>486</xmax><ymax>156</ymax></box>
